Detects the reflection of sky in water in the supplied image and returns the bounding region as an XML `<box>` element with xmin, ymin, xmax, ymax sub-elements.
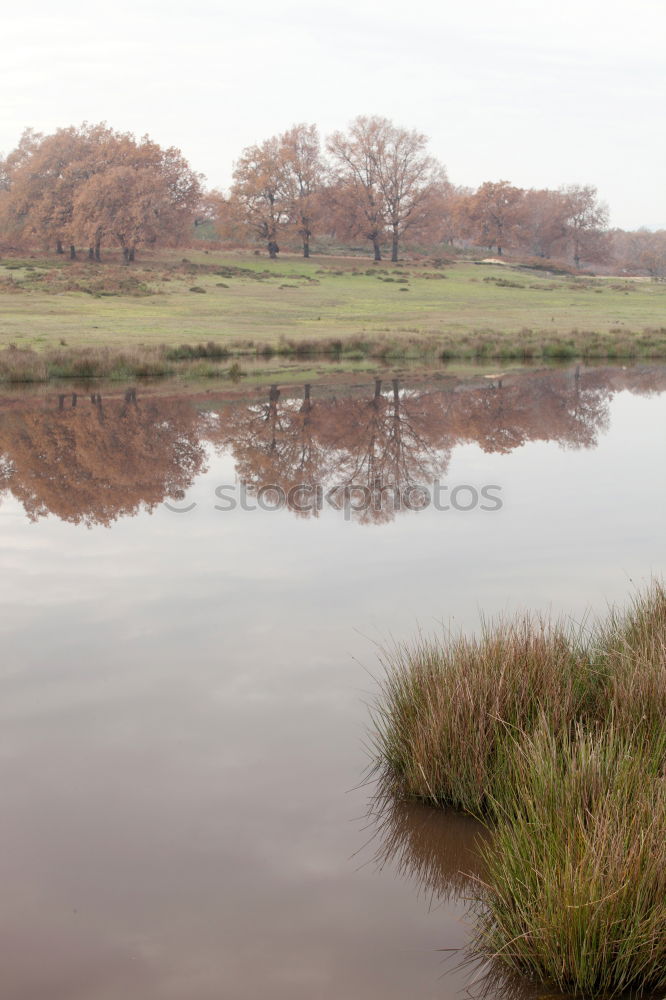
<box><xmin>0</xmin><ymin>378</ymin><xmax>664</xmax><ymax>999</ymax></box>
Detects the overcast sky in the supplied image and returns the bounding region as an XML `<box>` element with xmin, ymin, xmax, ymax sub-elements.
<box><xmin>2</xmin><ymin>0</ymin><xmax>664</xmax><ymax>229</ymax></box>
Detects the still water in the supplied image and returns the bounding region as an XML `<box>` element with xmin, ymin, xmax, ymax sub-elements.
<box><xmin>0</xmin><ymin>365</ymin><xmax>664</xmax><ymax>999</ymax></box>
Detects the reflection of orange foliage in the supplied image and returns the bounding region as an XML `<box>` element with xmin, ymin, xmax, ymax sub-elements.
<box><xmin>314</xmin><ymin>380</ymin><xmax>452</xmax><ymax>523</ymax></box>
<box><xmin>0</xmin><ymin>391</ymin><xmax>206</xmax><ymax>526</ymax></box>
<box><xmin>443</xmin><ymin>369</ymin><xmax>611</xmax><ymax>453</ymax></box>
<box><xmin>0</xmin><ymin>366</ymin><xmax>664</xmax><ymax>526</ymax></box>
<box><xmin>206</xmin><ymin>380</ymin><xmax>452</xmax><ymax>523</ymax></box>
<box><xmin>209</xmin><ymin>385</ymin><xmax>334</xmax><ymax>514</ymax></box>
<box><xmin>209</xmin><ymin>366</ymin><xmax>665</xmax><ymax>523</ymax></box>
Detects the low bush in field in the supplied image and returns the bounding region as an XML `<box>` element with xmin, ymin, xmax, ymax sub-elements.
<box><xmin>0</xmin><ymin>343</ymin><xmax>246</xmax><ymax>381</ymax></box>
<box><xmin>164</xmin><ymin>341</ymin><xmax>230</xmax><ymax>361</ymax></box>
<box><xmin>0</xmin><ymin>345</ymin><xmax>49</xmax><ymax>380</ymax></box>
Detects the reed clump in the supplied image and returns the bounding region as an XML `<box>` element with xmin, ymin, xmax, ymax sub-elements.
<box><xmin>594</xmin><ymin>580</ymin><xmax>666</xmax><ymax>739</ymax></box>
<box><xmin>476</xmin><ymin>722</ymin><xmax>666</xmax><ymax>997</ymax></box>
<box><xmin>372</xmin><ymin>616</ymin><xmax>598</xmax><ymax>813</ymax></box>
<box><xmin>371</xmin><ymin>581</ymin><xmax>666</xmax><ymax>997</ymax></box>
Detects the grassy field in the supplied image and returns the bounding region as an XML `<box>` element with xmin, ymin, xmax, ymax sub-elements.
<box><xmin>1</xmin><ymin>249</ymin><xmax>665</xmax><ymax>356</ymax></box>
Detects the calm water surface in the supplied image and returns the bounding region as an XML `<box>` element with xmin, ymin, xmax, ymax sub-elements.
<box><xmin>0</xmin><ymin>365</ymin><xmax>664</xmax><ymax>999</ymax></box>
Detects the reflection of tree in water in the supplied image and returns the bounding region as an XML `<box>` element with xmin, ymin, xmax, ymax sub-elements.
<box><xmin>0</xmin><ymin>365</ymin><xmax>664</xmax><ymax>526</ymax></box>
<box><xmin>317</xmin><ymin>379</ymin><xmax>452</xmax><ymax>523</ymax></box>
<box><xmin>363</xmin><ymin>780</ymin><xmax>488</xmax><ymax>906</ymax></box>
<box><xmin>445</xmin><ymin>367</ymin><xmax>610</xmax><ymax>453</ymax></box>
<box><xmin>0</xmin><ymin>390</ymin><xmax>207</xmax><ymax>526</ymax></box>
<box><xmin>208</xmin><ymin>383</ymin><xmax>335</xmax><ymax>516</ymax></box>
<box><xmin>211</xmin><ymin>378</ymin><xmax>453</xmax><ymax>523</ymax></box>
<box><xmin>213</xmin><ymin>366</ymin><xmax>662</xmax><ymax>522</ymax></box>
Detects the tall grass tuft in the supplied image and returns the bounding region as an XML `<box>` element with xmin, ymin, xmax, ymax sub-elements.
<box><xmin>371</xmin><ymin>616</ymin><xmax>597</xmax><ymax>815</ymax></box>
<box><xmin>474</xmin><ymin>721</ymin><xmax>666</xmax><ymax>997</ymax></box>
<box><xmin>371</xmin><ymin>582</ymin><xmax>666</xmax><ymax>996</ymax></box>
<box><xmin>596</xmin><ymin>580</ymin><xmax>666</xmax><ymax>739</ymax></box>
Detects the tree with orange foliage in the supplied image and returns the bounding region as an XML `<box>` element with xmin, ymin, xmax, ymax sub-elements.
<box><xmin>230</xmin><ymin>136</ymin><xmax>291</xmax><ymax>258</ymax></box>
<box><xmin>0</xmin><ymin>124</ymin><xmax>201</xmax><ymax>260</ymax></box>
<box><xmin>559</xmin><ymin>184</ymin><xmax>609</xmax><ymax>268</ymax></box>
<box><xmin>372</xmin><ymin>121</ymin><xmax>448</xmax><ymax>262</ymax></box>
<box><xmin>514</xmin><ymin>188</ymin><xmax>568</xmax><ymax>259</ymax></box>
<box><xmin>0</xmin><ymin>124</ymin><xmax>105</xmax><ymax>257</ymax></box>
<box><xmin>326</xmin><ymin>117</ymin><xmax>387</xmax><ymax>261</ymax></box>
<box><xmin>229</xmin><ymin>124</ymin><xmax>324</xmax><ymax>258</ymax></box>
<box><xmin>72</xmin><ymin>141</ymin><xmax>201</xmax><ymax>262</ymax></box>
<box><xmin>465</xmin><ymin>180</ymin><xmax>524</xmax><ymax>256</ymax></box>
<box><xmin>426</xmin><ymin>183</ymin><xmax>472</xmax><ymax>247</ymax></box>
<box><xmin>327</xmin><ymin>116</ymin><xmax>447</xmax><ymax>262</ymax></box>
<box><xmin>279</xmin><ymin>124</ymin><xmax>324</xmax><ymax>258</ymax></box>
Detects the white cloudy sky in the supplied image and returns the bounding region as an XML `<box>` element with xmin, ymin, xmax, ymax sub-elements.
<box><xmin>1</xmin><ymin>0</ymin><xmax>664</xmax><ymax>229</ymax></box>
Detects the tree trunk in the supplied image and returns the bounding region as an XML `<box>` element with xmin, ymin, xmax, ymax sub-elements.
<box><xmin>94</xmin><ymin>239</ymin><xmax>101</xmax><ymax>262</ymax></box>
<box><xmin>300</xmin><ymin>383</ymin><xmax>312</xmax><ymax>413</ymax></box>
<box><xmin>88</xmin><ymin>247</ymin><xmax>94</xmax><ymax>260</ymax></box>
<box><xmin>69</xmin><ymin>245</ymin><xmax>77</xmax><ymax>260</ymax></box>
<box><xmin>128</xmin><ymin>247</ymin><xmax>135</xmax><ymax>262</ymax></box>
<box><xmin>497</xmin><ymin>245</ymin><xmax>503</xmax><ymax>256</ymax></box>
<box><xmin>302</xmin><ymin>238</ymin><xmax>310</xmax><ymax>258</ymax></box>
<box><xmin>391</xmin><ymin>233</ymin><xmax>399</xmax><ymax>263</ymax></box>
<box><xmin>56</xmin><ymin>240</ymin><xmax>64</xmax><ymax>255</ymax></box>
<box><xmin>372</xmin><ymin>238</ymin><xmax>382</xmax><ymax>262</ymax></box>
<box><xmin>123</xmin><ymin>247</ymin><xmax>130</xmax><ymax>264</ymax></box>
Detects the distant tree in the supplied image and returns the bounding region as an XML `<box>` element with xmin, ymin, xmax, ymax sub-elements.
<box><xmin>278</xmin><ymin>124</ymin><xmax>324</xmax><ymax>258</ymax></box>
<box><xmin>371</xmin><ymin>120</ymin><xmax>447</xmax><ymax>261</ymax></box>
<box><xmin>0</xmin><ymin>124</ymin><xmax>201</xmax><ymax>260</ymax></box>
<box><xmin>326</xmin><ymin>117</ymin><xmax>387</xmax><ymax>261</ymax></box>
<box><xmin>429</xmin><ymin>184</ymin><xmax>472</xmax><ymax>247</ymax></box>
<box><xmin>327</xmin><ymin>116</ymin><xmax>447</xmax><ymax>262</ymax></box>
<box><xmin>72</xmin><ymin>139</ymin><xmax>200</xmax><ymax>261</ymax></box>
<box><xmin>515</xmin><ymin>188</ymin><xmax>568</xmax><ymax>259</ymax></box>
<box><xmin>465</xmin><ymin>181</ymin><xmax>524</xmax><ymax>256</ymax></box>
<box><xmin>615</xmin><ymin>228</ymin><xmax>666</xmax><ymax>280</ymax></box>
<box><xmin>560</xmin><ymin>184</ymin><xmax>608</xmax><ymax>268</ymax></box>
<box><xmin>230</xmin><ymin>136</ymin><xmax>291</xmax><ymax>257</ymax></box>
<box><xmin>193</xmin><ymin>188</ymin><xmax>228</xmax><ymax>238</ymax></box>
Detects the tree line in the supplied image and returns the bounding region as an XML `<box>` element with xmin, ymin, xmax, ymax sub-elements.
<box><xmin>1</xmin><ymin>117</ymin><xmax>664</xmax><ymax>274</ymax></box>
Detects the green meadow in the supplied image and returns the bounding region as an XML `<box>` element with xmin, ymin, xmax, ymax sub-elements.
<box><xmin>1</xmin><ymin>250</ymin><xmax>665</xmax><ymax>356</ymax></box>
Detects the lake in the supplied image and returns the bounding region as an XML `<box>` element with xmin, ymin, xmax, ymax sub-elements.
<box><xmin>1</xmin><ymin>363</ymin><xmax>664</xmax><ymax>999</ymax></box>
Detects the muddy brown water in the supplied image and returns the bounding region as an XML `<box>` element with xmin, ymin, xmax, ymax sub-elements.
<box><xmin>0</xmin><ymin>365</ymin><xmax>664</xmax><ymax>999</ymax></box>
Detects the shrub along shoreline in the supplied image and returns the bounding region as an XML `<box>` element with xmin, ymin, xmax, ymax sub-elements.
<box><xmin>372</xmin><ymin>582</ymin><xmax>666</xmax><ymax>997</ymax></box>
<box><xmin>2</xmin><ymin>326</ymin><xmax>666</xmax><ymax>383</ymax></box>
